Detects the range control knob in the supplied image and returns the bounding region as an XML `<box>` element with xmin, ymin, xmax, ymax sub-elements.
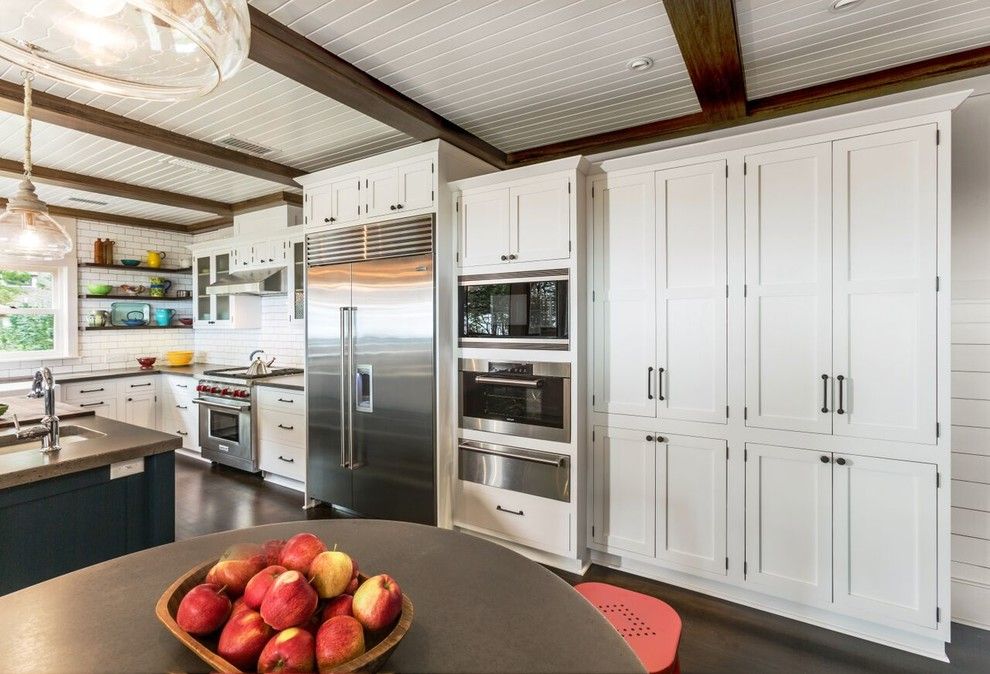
<box><xmin>210</xmin><ymin>386</ymin><xmax>220</xmax><ymax>394</ymax></box>
<box><xmin>221</xmin><ymin>388</ymin><xmax>231</xmax><ymax>396</ymax></box>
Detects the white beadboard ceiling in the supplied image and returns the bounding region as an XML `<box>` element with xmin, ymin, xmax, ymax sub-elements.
<box><xmin>251</xmin><ymin>0</ymin><xmax>701</xmax><ymax>153</ymax></box>
<box><xmin>737</xmin><ymin>0</ymin><xmax>990</xmax><ymax>99</ymax></box>
<box><xmin>0</xmin><ymin>175</ymin><xmax>210</xmax><ymax>226</ymax></box>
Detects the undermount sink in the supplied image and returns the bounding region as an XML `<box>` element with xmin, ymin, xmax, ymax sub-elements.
<box><xmin>0</xmin><ymin>425</ymin><xmax>107</xmax><ymax>457</ymax></box>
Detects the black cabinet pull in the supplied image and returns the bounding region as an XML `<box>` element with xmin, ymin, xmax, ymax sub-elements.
<box><xmin>176</xmin><ymin>405</ymin><xmax>188</xmax><ymax>410</ymax></box>
<box><xmin>508</xmin><ymin>253</ymin><xmax>517</xmax><ymax>260</ymax></box>
<box><xmin>821</xmin><ymin>374</ymin><xmax>829</xmax><ymax>413</ymax></box>
<box><xmin>836</xmin><ymin>375</ymin><xmax>845</xmax><ymax>415</ymax></box>
<box><xmin>836</xmin><ymin>457</ymin><xmax>847</xmax><ymax>466</ymax></box>
<box><xmin>80</xmin><ymin>387</ymin><xmax>104</xmax><ymax>394</ymax></box>
<box><xmin>390</xmin><ymin>204</ymin><xmax>396</xmax><ymax>210</ymax></box>
<box><xmin>820</xmin><ymin>455</ymin><xmax>830</xmax><ymax>463</ymax></box>
<box><xmin>130</xmin><ymin>382</ymin><xmax>151</xmax><ymax>388</ymax></box>
<box><xmin>647</xmin><ymin>366</ymin><xmax>654</xmax><ymax>400</ymax></box>
<box><xmin>277</xmin><ymin>424</ymin><xmax>294</xmax><ymax>430</ymax></box>
<box><xmin>500</xmin><ymin>254</ymin><xmax>508</xmax><ymax>261</ymax></box>
<box><xmin>496</xmin><ymin>505</ymin><xmax>524</xmax><ymax>516</ymax></box>
<box><xmin>176</xmin><ymin>430</ymin><xmax>188</xmax><ymax>436</ymax></box>
<box><xmin>127</xmin><ymin>397</ymin><xmax>133</xmax><ymax>402</ymax></box>
<box><xmin>278</xmin><ymin>455</ymin><xmax>295</xmax><ymax>463</ymax></box>
<box><xmin>396</xmin><ymin>204</ymin><xmax>404</xmax><ymax>209</ymax></box>
<box><xmin>176</xmin><ymin>384</ymin><xmax>188</xmax><ymax>389</ymax></box>
<box><xmin>79</xmin><ymin>401</ymin><xmax>104</xmax><ymax>407</ymax></box>
<box><xmin>277</xmin><ymin>398</ymin><xmax>294</xmax><ymax>404</ymax></box>
<box><xmin>657</xmin><ymin>367</ymin><xmax>665</xmax><ymax>401</ymax></box>
<box><xmin>646</xmin><ymin>435</ymin><xmax>654</xmax><ymax>442</ymax></box>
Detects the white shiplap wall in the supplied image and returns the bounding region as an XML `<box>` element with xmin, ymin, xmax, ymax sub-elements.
<box><xmin>950</xmin><ymin>93</ymin><xmax>990</xmax><ymax>629</ymax></box>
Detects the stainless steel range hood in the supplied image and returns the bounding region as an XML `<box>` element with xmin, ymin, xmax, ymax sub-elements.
<box><xmin>206</xmin><ymin>267</ymin><xmax>286</xmax><ymax>296</ymax></box>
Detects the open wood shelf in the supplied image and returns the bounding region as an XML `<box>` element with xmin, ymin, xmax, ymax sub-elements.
<box><xmin>80</xmin><ymin>263</ymin><xmax>192</xmax><ymax>274</ymax></box>
<box><xmin>80</xmin><ymin>294</ymin><xmax>192</xmax><ymax>301</ymax></box>
<box><xmin>82</xmin><ymin>325</ymin><xmax>193</xmax><ymax>331</ymax></box>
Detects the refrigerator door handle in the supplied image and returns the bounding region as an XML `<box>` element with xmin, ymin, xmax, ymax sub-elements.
<box><xmin>339</xmin><ymin>306</ymin><xmax>349</xmax><ymax>468</ymax></box>
<box><xmin>348</xmin><ymin>306</ymin><xmax>357</xmax><ymax>469</ymax></box>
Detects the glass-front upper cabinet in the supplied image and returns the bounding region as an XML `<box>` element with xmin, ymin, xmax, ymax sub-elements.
<box><xmin>289</xmin><ymin>238</ymin><xmax>305</xmax><ymax>322</ymax></box>
<box><xmin>193</xmin><ymin>250</ymin><xmax>248</xmax><ymax>327</ymax></box>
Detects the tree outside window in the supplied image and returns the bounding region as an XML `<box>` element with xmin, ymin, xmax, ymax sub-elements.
<box><xmin>0</xmin><ymin>268</ymin><xmax>56</xmax><ymax>354</ymax></box>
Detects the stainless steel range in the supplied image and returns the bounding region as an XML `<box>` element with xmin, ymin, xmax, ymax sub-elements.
<box><xmin>193</xmin><ymin>366</ymin><xmax>303</xmax><ymax>472</ymax></box>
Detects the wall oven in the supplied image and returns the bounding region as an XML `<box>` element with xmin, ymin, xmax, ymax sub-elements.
<box><xmin>458</xmin><ymin>270</ymin><xmax>568</xmax><ymax>348</ymax></box>
<box><xmin>459</xmin><ymin>359</ymin><xmax>570</xmax><ymax>443</ymax></box>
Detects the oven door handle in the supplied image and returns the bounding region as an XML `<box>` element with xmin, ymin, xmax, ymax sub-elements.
<box><xmin>191</xmin><ymin>398</ymin><xmax>251</xmax><ymax>412</ymax></box>
<box><xmin>473</xmin><ymin>375</ymin><xmax>544</xmax><ymax>388</ymax></box>
<box><xmin>458</xmin><ymin>443</ymin><xmax>566</xmax><ymax>467</ymax></box>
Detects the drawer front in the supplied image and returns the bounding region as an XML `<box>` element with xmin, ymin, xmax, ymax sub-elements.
<box><xmin>63</xmin><ymin>379</ymin><xmax>119</xmax><ymax>403</ymax></box>
<box><xmin>120</xmin><ymin>376</ymin><xmax>158</xmax><ymax>394</ymax></box>
<box><xmin>257</xmin><ymin>409</ymin><xmax>305</xmax><ymax>448</ymax></box>
<box><xmin>257</xmin><ymin>386</ymin><xmax>305</xmax><ymax>412</ymax></box>
<box><xmin>454</xmin><ymin>480</ymin><xmax>571</xmax><ymax>554</ymax></box>
<box><xmin>259</xmin><ymin>441</ymin><xmax>305</xmax><ymax>481</ymax></box>
<box><xmin>162</xmin><ymin>406</ymin><xmax>197</xmax><ymax>449</ymax></box>
<box><xmin>164</xmin><ymin>375</ymin><xmax>196</xmax><ymax>400</ymax></box>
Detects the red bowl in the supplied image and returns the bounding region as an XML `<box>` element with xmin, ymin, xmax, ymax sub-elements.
<box><xmin>177</xmin><ymin>318</ymin><xmax>193</xmax><ymax>326</ymax></box>
<box><xmin>136</xmin><ymin>357</ymin><xmax>157</xmax><ymax>370</ymax></box>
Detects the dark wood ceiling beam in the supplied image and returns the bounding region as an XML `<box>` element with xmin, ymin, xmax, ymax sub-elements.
<box><xmin>0</xmin><ymin>159</ymin><xmax>232</xmax><ymax>215</ymax></box>
<box><xmin>0</xmin><ymin>197</ymin><xmax>191</xmax><ymax>232</ymax></box>
<box><xmin>248</xmin><ymin>6</ymin><xmax>508</xmax><ymax>169</ymax></box>
<box><xmin>509</xmin><ymin>45</ymin><xmax>990</xmax><ymax>164</ymax></box>
<box><xmin>0</xmin><ymin>80</ymin><xmax>302</xmax><ymax>187</ymax></box>
<box><xmin>185</xmin><ymin>216</ymin><xmax>234</xmax><ymax>233</ymax></box>
<box><xmin>664</xmin><ymin>0</ymin><xmax>747</xmax><ymax>121</ymax></box>
<box><xmin>231</xmin><ymin>190</ymin><xmax>303</xmax><ymax>215</ymax></box>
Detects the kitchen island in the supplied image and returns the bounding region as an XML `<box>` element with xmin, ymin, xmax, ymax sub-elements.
<box><xmin>0</xmin><ymin>401</ymin><xmax>180</xmax><ymax>594</ymax></box>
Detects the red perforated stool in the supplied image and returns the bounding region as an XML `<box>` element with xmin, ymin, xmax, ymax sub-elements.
<box><xmin>575</xmin><ymin>582</ymin><xmax>682</xmax><ymax>674</ymax></box>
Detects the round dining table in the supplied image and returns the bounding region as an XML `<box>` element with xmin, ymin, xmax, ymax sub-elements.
<box><xmin>0</xmin><ymin>519</ymin><xmax>644</xmax><ymax>673</ymax></box>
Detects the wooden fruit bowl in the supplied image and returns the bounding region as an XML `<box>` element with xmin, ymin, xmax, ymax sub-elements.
<box><xmin>156</xmin><ymin>559</ymin><xmax>414</xmax><ymax>673</ymax></box>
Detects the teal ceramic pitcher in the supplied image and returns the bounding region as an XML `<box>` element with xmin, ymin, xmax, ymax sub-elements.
<box><xmin>154</xmin><ymin>308</ymin><xmax>175</xmax><ymax>326</ymax></box>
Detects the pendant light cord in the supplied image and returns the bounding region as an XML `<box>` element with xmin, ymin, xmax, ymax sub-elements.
<box><xmin>21</xmin><ymin>70</ymin><xmax>33</xmax><ymax>180</ymax></box>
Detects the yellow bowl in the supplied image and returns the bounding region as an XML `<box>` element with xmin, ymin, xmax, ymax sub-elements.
<box><xmin>164</xmin><ymin>350</ymin><xmax>194</xmax><ymax>366</ymax></box>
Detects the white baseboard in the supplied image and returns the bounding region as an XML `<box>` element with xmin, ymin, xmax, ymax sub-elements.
<box><xmin>262</xmin><ymin>472</ymin><xmax>305</xmax><ymax>493</ymax></box>
<box><xmin>453</xmin><ymin>525</ymin><xmax>588</xmax><ymax>574</ymax></box>
<box><xmin>951</xmin><ymin>579</ymin><xmax>990</xmax><ymax>630</ymax></box>
<box><xmin>175</xmin><ymin>448</ymin><xmax>210</xmax><ymax>463</ymax></box>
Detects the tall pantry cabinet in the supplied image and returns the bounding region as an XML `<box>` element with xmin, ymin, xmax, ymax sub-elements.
<box><xmin>588</xmin><ymin>98</ymin><xmax>956</xmax><ymax>659</ymax></box>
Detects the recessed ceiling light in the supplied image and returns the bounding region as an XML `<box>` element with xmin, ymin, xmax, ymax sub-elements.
<box><xmin>627</xmin><ymin>57</ymin><xmax>654</xmax><ymax>72</ymax></box>
<box><xmin>830</xmin><ymin>0</ymin><xmax>865</xmax><ymax>10</ymax></box>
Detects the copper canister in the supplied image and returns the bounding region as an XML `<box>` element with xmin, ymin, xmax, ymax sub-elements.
<box><xmin>93</xmin><ymin>238</ymin><xmax>105</xmax><ymax>264</ymax></box>
<box><xmin>102</xmin><ymin>239</ymin><xmax>115</xmax><ymax>265</ymax></box>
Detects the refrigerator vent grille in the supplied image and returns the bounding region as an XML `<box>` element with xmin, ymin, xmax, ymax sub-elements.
<box><xmin>307</xmin><ymin>217</ymin><xmax>433</xmax><ymax>266</ymax></box>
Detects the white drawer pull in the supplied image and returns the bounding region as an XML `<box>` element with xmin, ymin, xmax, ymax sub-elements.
<box><xmin>496</xmin><ymin>505</ymin><xmax>524</xmax><ymax>516</ymax></box>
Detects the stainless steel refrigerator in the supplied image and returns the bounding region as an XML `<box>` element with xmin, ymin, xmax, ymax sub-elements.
<box><xmin>305</xmin><ymin>216</ymin><xmax>436</xmax><ymax>525</ymax></box>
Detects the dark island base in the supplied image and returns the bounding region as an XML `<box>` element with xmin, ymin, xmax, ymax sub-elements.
<box><xmin>0</xmin><ymin>451</ymin><xmax>174</xmax><ymax>595</ymax></box>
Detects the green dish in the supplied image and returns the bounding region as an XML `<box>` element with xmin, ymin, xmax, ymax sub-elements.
<box><xmin>120</xmin><ymin>259</ymin><xmax>141</xmax><ymax>266</ymax></box>
<box><xmin>87</xmin><ymin>283</ymin><xmax>113</xmax><ymax>296</ymax></box>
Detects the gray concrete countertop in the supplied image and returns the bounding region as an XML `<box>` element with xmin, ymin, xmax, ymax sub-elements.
<box><xmin>0</xmin><ymin>363</ymin><xmax>225</xmax><ymax>387</ymax></box>
<box><xmin>0</xmin><ymin>414</ymin><xmax>181</xmax><ymax>490</ymax></box>
<box><xmin>0</xmin><ymin>520</ymin><xmax>643</xmax><ymax>674</ymax></box>
<box><xmin>254</xmin><ymin>373</ymin><xmax>305</xmax><ymax>391</ymax></box>
<box><xmin>0</xmin><ymin>398</ymin><xmax>95</xmax><ymax>430</ymax></box>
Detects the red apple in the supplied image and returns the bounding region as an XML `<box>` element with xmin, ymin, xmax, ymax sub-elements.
<box><xmin>261</xmin><ymin>570</ymin><xmax>319</xmax><ymax>630</ymax></box>
<box><xmin>231</xmin><ymin>597</ymin><xmax>251</xmax><ymax>618</ymax></box>
<box><xmin>258</xmin><ymin>627</ymin><xmax>316</xmax><ymax>673</ymax></box>
<box><xmin>176</xmin><ymin>583</ymin><xmax>231</xmax><ymax>635</ymax></box>
<box><xmin>352</xmin><ymin>574</ymin><xmax>402</xmax><ymax>632</ymax></box>
<box><xmin>264</xmin><ymin>539</ymin><xmax>286</xmax><ymax>566</ymax></box>
<box><xmin>344</xmin><ymin>577</ymin><xmax>359</xmax><ymax>595</ymax></box>
<box><xmin>315</xmin><ymin>616</ymin><xmax>365</xmax><ymax>671</ymax></box>
<box><xmin>321</xmin><ymin>595</ymin><xmax>353</xmax><ymax>621</ymax></box>
<box><xmin>245</xmin><ymin>565</ymin><xmax>288</xmax><ymax>610</ymax></box>
<box><xmin>279</xmin><ymin>533</ymin><xmax>326</xmax><ymax>573</ymax></box>
<box><xmin>206</xmin><ymin>543</ymin><xmax>267</xmax><ymax>597</ymax></box>
<box><xmin>301</xmin><ymin>606</ymin><xmax>324</xmax><ymax>639</ymax></box>
<box><xmin>308</xmin><ymin>551</ymin><xmax>353</xmax><ymax>599</ymax></box>
<box><xmin>217</xmin><ymin>607</ymin><xmax>274</xmax><ymax>670</ymax></box>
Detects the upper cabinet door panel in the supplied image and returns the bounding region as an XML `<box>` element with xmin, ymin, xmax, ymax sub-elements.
<box><xmin>592</xmin><ymin>174</ymin><xmax>657</xmax><ymax>418</ymax></box>
<box><xmin>330</xmin><ymin>178</ymin><xmax>362</xmax><ymax>226</ymax></box>
<box><xmin>397</xmin><ymin>159</ymin><xmax>434</xmax><ymax>211</ymax></box>
<box><xmin>833</xmin><ymin>455</ymin><xmax>937</xmax><ymax>628</ymax></box>
<box><xmin>833</xmin><ymin>126</ymin><xmax>937</xmax><ymax>444</ymax></box>
<box><xmin>656</xmin><ymin>161</ymin><xmax>727</xmax><ymax>424</ymax></box>
<box><xmin>460</xmin><ymin>188</ymin><xmax>511</xmax><ymax>268</ymax></box>
<box><xmin>365</xmin><ymin>167</ymin><xmax>400</xmax><ymax>219</ymax></box>
<box><xmin>745</xmin><ymin>144</ymin><xmax>833</xmax><ymax>434</ymax></box>
<box><xmin>510</xmin><ymin>177</ymin><xmax>571</xmax><ymax>263</ymax></box>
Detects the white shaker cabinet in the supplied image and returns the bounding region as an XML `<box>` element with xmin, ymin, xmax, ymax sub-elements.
<box><xmin>833</xmin><ymin>454</ymin><xmax>938</xmax><ymax>628</ymax></box>
<box><xmin>122</xmin><ymin>391</ymin><xmax>157</xmax><ymax>429</ymax></box>
<box><xmin>832</xmin><ymin>126</ymin><xmax>938</xmax><ymax>444</ymax></box>
<box><xmin>591</xmin><ymin>426</ymin><xmax>656</xmax><ymax>557</ymax></box>
<box><xmin>397</xmin><ymin>159</ymin><xmax>435</xmax><ymax>211</ymax></box>
<box><xmin>460</xmin><ymin>188</ymin><xmax>512</xmax><ymax>268</ymax></box>
<box><xmin>745</xmin><ymin>143</ymin><xmax>833</xmax><ymax>434</ymax></box>
<box><xmin>655</xmin><ymin>434</ymin><xmax>726</xmax><ymax>574</ymax></box>
<box><xmin>745</xmin><ymin>443</ymin><xmax>833</xmax><ymax>606</ymax></box>
<box><xmin>511</xmin><ymin>177</ymin><xmax>571</xmax><ymax>263</ymax></box>
<box><xmin>365</xmin><ymin>167</ymin><xmax>400</xmax><ymax>219</ymax></box>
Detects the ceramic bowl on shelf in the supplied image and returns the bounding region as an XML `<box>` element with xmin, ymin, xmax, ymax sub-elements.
<box><xmin>177</xmin><ymin>318</ymin><xmax>193</xmax><ymax>326</ymax></box>
<box><xmin>119</xmin><ymin>284</ymin><xmax>147</xmax><ymax>296</ymax></box>
<box><xmin>136</xmin><ymin>356</ymin><xmax>157</xmax><ymax>370</ymax></box>
<box><xmin>164</xmin><ymin>350</ymin><xmax>194</xmax><ymax>366</ymax></box>
<box><xmin>86</xmin><ymin>284</ymin><xmax>113</xmax><ymax>296</ymax></box>
<box><xmin>121</xmin><ymin>259</ymin><xmax>141</xmax><ymax>267</ymax></box>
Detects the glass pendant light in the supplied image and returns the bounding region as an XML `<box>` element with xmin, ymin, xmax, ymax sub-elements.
<box><xmin>0</xmin><ymin>1</ymin><xmax>250</xmax><ymax>101</ymax></box>
<box><xmin>0</xmin><ymin>72</ymin><xmax>73</xmax><ymax>261</ymax></box>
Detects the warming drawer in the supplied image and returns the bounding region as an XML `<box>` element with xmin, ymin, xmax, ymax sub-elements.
<box><xmin>458</xmin><ymin>440</ymin><xmax>570</xmax><ymax>502</ymax></box>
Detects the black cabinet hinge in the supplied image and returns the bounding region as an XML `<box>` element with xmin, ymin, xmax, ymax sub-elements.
<box><xmin>744</xmin><ymin>448</ymin><xmax>748</xmax><ymax>461</ymax></box>
<box><xmin>592</xmin><ymin>525</ymin><xmax>596</xmax><ymax>537</ymax></box>
<box><xmin>592</xmin><ymin>394</ymin><xmax>596</xmax><ymax>406</ymax></box>
<box><xmin>431</xmin><ymin>162</ymin><xmax>435</xmax><ymax>174</ymax></box>
<box><xmin>936</xmin><ymin>276</ymin><xmax>940</xmax><ymax>292</ymax></box>
<box><xmin>937</xmin><ymin>422</ymin><xmax>941</xmax><ymax>438</ymax></box>
<box><xmin>743</xmin><ymin>284</ymin><xmax>747</xmax><ymax>297</ymax></box>
<box><xmin>725</xmin><ymin>556</ymin><xmax>729</xmax><ymax>570</ymax></box>
<box><xmin>568</xmin><ymin>181</ymin><xmax>571</xmax><ymax>194</ymax></box>
<box><xmin>456</xmin><ymin>200</ymin><xmax>460</xmax><ymax>212</ymax></box>
<box><xmin>725</xmin><ymin>165</ymin><xmax>728</xmax><ymax>178</ymax></box>
<box><xmin>743</xmin><ymin>561</ymin><xmax>748</xmax><ymax>575</ymax></box>
<box><xmin>591</xmin><ymin>185</ymin><xmax>595</xmax><ymax>198</ymax></box>
<box><xmin>725</xmin><ymin>444</ymin><xmax>729</xmax><ymax>459</ymax></box>
<box><xmin>936</xmin><ymin>129</ymin><xmax>941</xmax><ymax>145</ymax></box>
<box><xmin>744</xmin><ymin>407</ymin><xmax>748</xmax><ymax>420</ymax></box>
<box><xmin>937</xmin><ymin>606</ymin><xmax>941</xmax><ymax>622</ymax></box>
<box><xmin>937</xmin><ymin>472</ymin><xmax>941</xmax><ymax>488</ymax></box>
<box><xmin>592</xmin><ymin>429</ymin><xmax>596</xmax><ymax>441</ymax></box>
<box><xmin>743</xmin><ymin>162</ymin><xmax>748</xmax><ymax>175</ymax></box>
<box><xmin>726</xmin><ymin>405</ymin><xmax>729</xmax><ymax>419</ymax></box>
<box><xmin>431</xmin><ymin>190</ymin><xmax>435</xmax><ymax>202</ymax></box>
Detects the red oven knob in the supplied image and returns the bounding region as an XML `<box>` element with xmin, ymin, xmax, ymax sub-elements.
<box><xmin>210</xmin><ymin>386</ymin><xmax>220</xmax><ymax>394</ymax></box>
<box><xmin>221</xmin><ymin>388</ymin><xmax>231</xmax><ymax>396</ymax></box>
<box><xmin>236</xmin><ymin>390</ymin><xmax>247</xmax><ymax>398</ymax></box>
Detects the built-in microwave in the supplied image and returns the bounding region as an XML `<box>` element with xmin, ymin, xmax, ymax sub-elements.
<box><xmin>458</xmin><ymin>270</ymin><xmax>568</xmax><ymax>348</ymax></box>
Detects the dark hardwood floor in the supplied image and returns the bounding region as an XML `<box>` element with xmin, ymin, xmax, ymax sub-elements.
<box><xmin>175</xmin><ymin>454</ymin><xmax>989</xmax><ymax>673</ymax></box>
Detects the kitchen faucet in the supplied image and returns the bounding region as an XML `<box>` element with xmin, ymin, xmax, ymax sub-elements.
<box><xmin>12</xmin><ymin>367</ymin><xmax>61</xmax><ymax>453</ymax></box>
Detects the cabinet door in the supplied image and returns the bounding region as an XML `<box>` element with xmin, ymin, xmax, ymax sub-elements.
<box><xmin>592</xmin><ymin>427</ymin><xmax>656</xmax><ymax>557</ymax></box>
<box><xmin>460</xmin><ymin>188</ymin><xmax>510</xmax><ymax>268</ymax></box>
<box><xmin>309</xmin><ymin>186</ymin><xmax>332</xmax><ymax>227</ymax></box>
<box><xmin>833</xmin><ymin>455</ymin><xmax>937</xmax><ymax>628</ymax></box>
<box><xmin>123</xmin><ymin>392</ymin><xmax>157</xmax><ymax>429</ymax></box>
<box><xmin>745</xmin><ymin>443</ymin><xmax>832</xmax><ymax>606</ymax></box>
<box><xmin>592</xmin><ymin>173</ymin><xmax>657</xmax><ymax>417</ymax></box>
<box><xmin>213</xmin><ymin>252</ymin><xmax>232</xmax><ymax>326</ymax></box>
<box><xmin>330</xmin><ymin>177</ymin><xmax>362</xmax><ymax>226</ymax></box>
<box><xmin>510</xmin><ymin>177</ymin><xmax>570</xmax><ymax>263</ymax></box>
<box><xmin>365</xmin><ymin>167</ymin><xmax>399</xmax><ymax>218</ymax></box>
<box><xmin>745</xmin><ymin>144</ymin><xmax>833</xmax><ymax>434</ymax></box>
<box><xmin>289</xmin><ymin>239</ymin><xmax>305</xmax><ymax>322</ymax></box>
<box><xmin>656</xmin><ymin>434</ymin><xmax>726</xmax><ymax>574</ymax></box>
<box><xmin>77</xmin><ymin>398</ymin><xmax>119</xmax><ymax>422</ymax></box>
<box><xmin>833</xmin><ymin>126</ymin><xmax>937</xmax><ymax>443</ymax></box>
<box><xmin>194</xmin><ymin>255</ymin><xmax>213</xmax><ymax>326</ymax></box>
<box><xmin>397</xmin><ymin>159</ymin><xmax>434</xmax><ymax>211</ymax></box>
<box><xmin>656</xmin><ymin>161</ymin><xmax>727</xmax><ymax>423</ymax></box>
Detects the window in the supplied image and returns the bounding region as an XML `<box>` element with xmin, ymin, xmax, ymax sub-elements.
<box><xmin>0</xmin><ymin>220</ymin><xmax>78</xmax><ymax>361</ymax></box>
